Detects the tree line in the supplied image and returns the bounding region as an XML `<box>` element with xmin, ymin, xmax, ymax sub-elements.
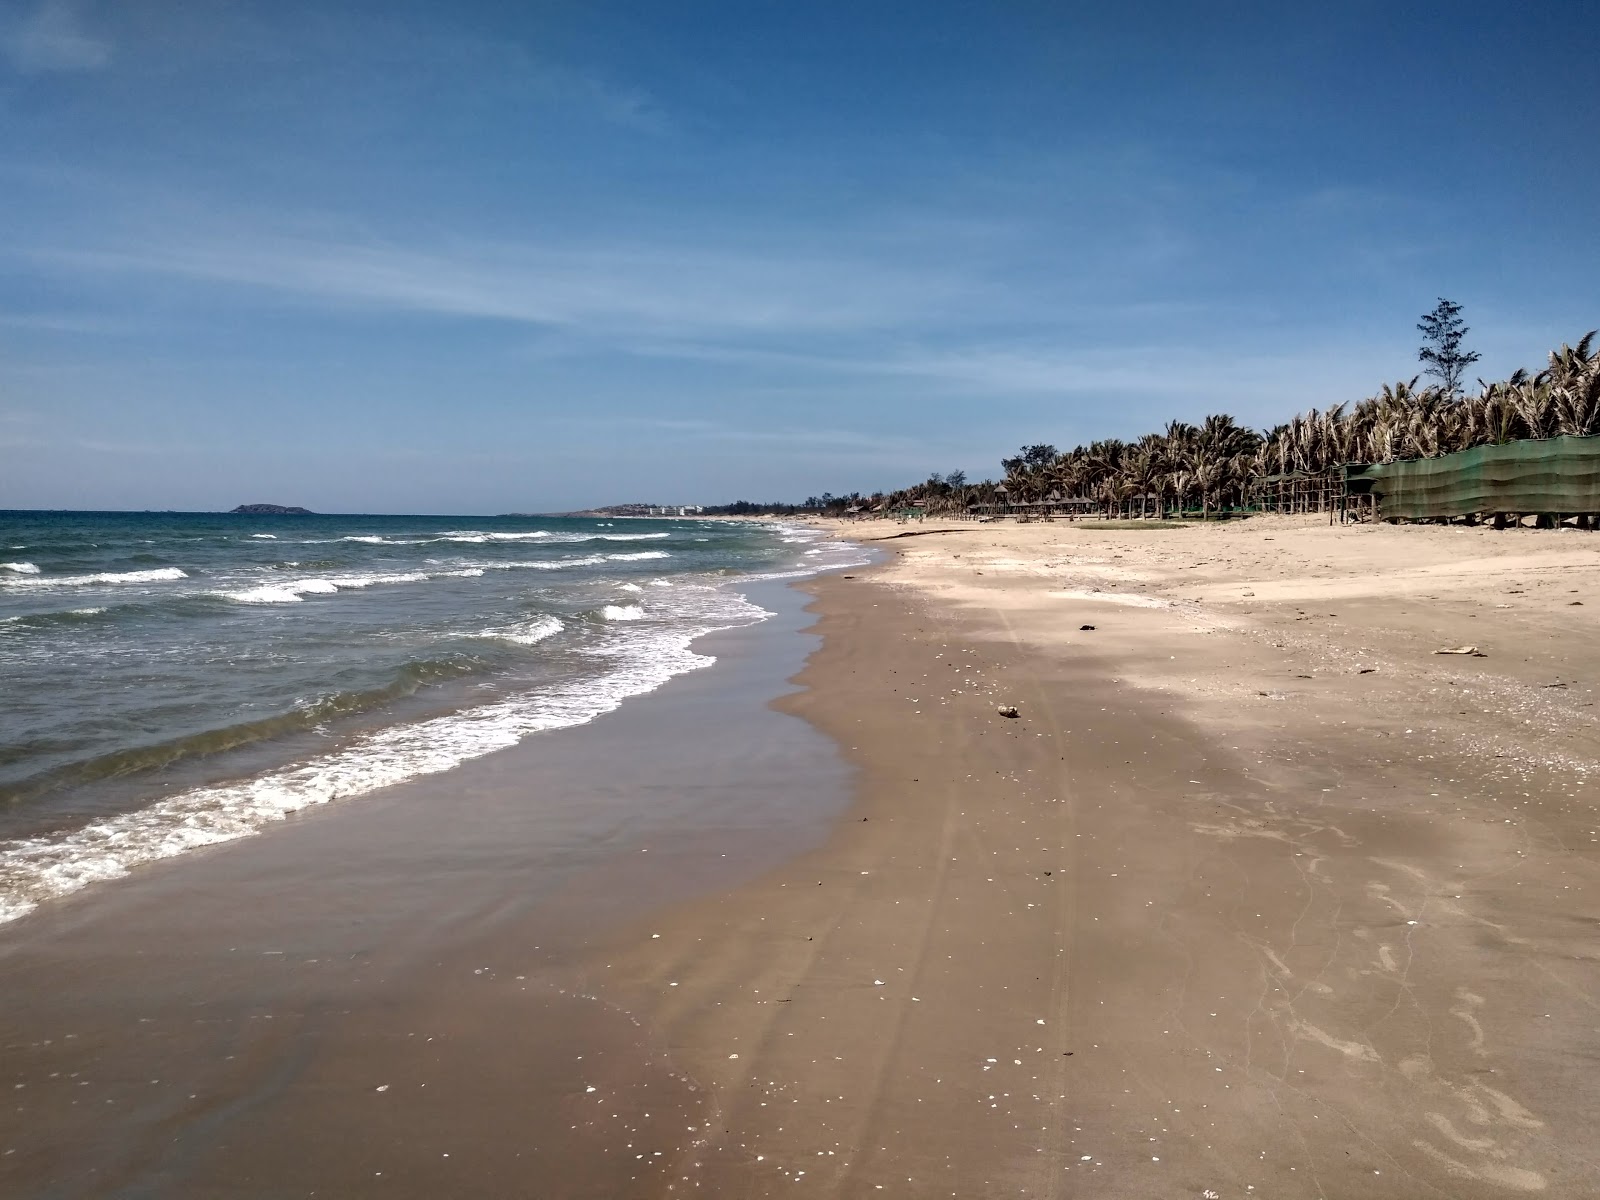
<box><xmin>752</xmin><ymin>310</ymin><xmax>1594</xmax><ymax>520</ymax></box>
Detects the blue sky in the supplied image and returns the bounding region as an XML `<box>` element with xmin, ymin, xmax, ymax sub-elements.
<box><xmin>2</xmin><ymin>0</ymin><xmax>1596</xmax><ymax>512</ymax></box>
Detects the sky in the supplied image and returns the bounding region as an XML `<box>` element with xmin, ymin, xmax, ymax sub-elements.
<box><xmin>2</xmin><ymin>0</ymin><xmax>1596</xmax><ymax>513</ymax></box>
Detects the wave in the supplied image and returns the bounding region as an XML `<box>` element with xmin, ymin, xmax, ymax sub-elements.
<box><xmin>0</xmin><ymin>607</ymin><xmax>110</xmax><ymax>632</ymax></box>
<box><xmin>0</xmin><ymin>567</ymin><xmax>189</xmax><ymax>589</ymax></box>
<box><xmin>291</xmin><ymin>530</ymin><xmax>670</xmax><ymax>549</ymax></box>
<box><xmin>480</xmin><ymin>551</ymin><xmax>666</xmax><ymax>570</ymax></box>
<box><xmin>223</xmin><ymin>580</ymin><xmax>340</xmax><ymax>604</ymax></box>
<box><xmin>439</xmin><ymin>533</ymin><xmax>670</xmax><ymax>545</ymax></box>
<box><xmin>217</xmin><ymin>568</ymin><xmax>484</xmax><ymax>604</ymax></box>
<box><xmin>484</xmin><ymin>555</ymin><xmax>606</xmax><ymax>571</ymax></box>
<box><xmin>325</xmin><ymin>571</ymin><xmax>429</xmax><ymax>588</ymax></box>
<box><xmin>2</xmin><ymin>562</ymin><xmax>40</xmax><ymax>574</ymax></box>
<box><xmin>0</xmin><ymin>587</ymin><xmax>772</xmax><ymax>924</ymax></box>
<box><xmin>249</xmin><ymin>534</ymin><xmax>278</xmax><ymax>540</ymax></box>
<box><xmin>440</xmin><ymin>531</ymin><xmax>670</xmax><ymax>545</ymax></box>
<box><xmin>292</xmin><ymin>535</ymin><xmax>433</xmax><ymax>546</ymax></box>
<box><xmin>601</xmin><ymin>604</ymin><xmax>645</xmax><ymax>621</ymax></box>
<box><xmin>471</xmin><ymin>615</ymin><xmax>564</xmax><ymax>646</ymax></box>
<box><xmin>437</xmin><ymin>531</ymin><xmax>552</xmax><ymax>543</ymax></box>
<box><xmin>0</xmin><ymin>655</ymin><xmax>495</xmax><ymax>812</ymax></box>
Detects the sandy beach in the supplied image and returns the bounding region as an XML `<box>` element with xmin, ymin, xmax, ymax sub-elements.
<box><xmin>7</xmin><ymin>517</ymin><xmax>1600</xmax><ymax>1197</ymax></box>
<box><xmin>590</xmin><ymin>515</ymin><xmax>1600</xmax><ymax>1196</ymax></box>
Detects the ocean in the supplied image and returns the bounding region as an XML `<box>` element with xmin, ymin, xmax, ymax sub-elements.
<box><xmin>0</xmin><ymin>511</ymin><xmax>865</xmax><ymax>924</ymax></box>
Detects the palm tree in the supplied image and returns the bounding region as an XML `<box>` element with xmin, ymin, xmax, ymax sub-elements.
<box><xmin>865</xmin><ymin>331</ymin><xmax>1598</xmax><ymax>523</ymax></box>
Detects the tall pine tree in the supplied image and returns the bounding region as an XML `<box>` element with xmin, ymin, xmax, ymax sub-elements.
<box><xmin>1417</xmin><ymin>298</ymin><xmax>1481</xmax><ymax>398</ymax></box>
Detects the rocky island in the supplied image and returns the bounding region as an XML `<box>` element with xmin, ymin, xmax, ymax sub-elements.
<box><xmin>229</xmin><ymin>504</ymin><xmax>313</xmax><ymax>515</ymax></box>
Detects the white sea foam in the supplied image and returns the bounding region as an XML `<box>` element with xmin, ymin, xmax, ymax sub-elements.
<box><xmin>487</xmin><ymin>555</ymin><xmax>606</xmax><ymax>571</ymax></box>
<box><xmin>250</xmin><ymin>534</ymin><xmax>278</xmax><ymax>540</ymax></box>
<box><xmin>226</xmin><ymin>580</ymin><xmax>340</xmax><ymax>604</ymax></box>
<box><xmin>0</xmin><ymin>585</ymin><xmax>772</xmax><ymax>924</ymax></box>
<box><xmin>2</xmin><ymin>562</ymin><xmax>41</xmax><ymax>573</ymax></box>
<box><xmin>1</xmin><ymin>567</ymin><xmax>188</xmax><ymax>589</ymax></box>
<box><xmin>324</xmin><ymin>572</ymin><xmax>429</xmax><ymax>589</ymax></box>
<box><xmin>473</xmin><ymin>615</ymin><xmax>565</xmax><ymax>646</ymax></box>
<box><xmin>607</xmin><ymin>551</ymin><xmax>670</xmax><ymax>562</ymax></box>
<box><xmin>437</xmin><ymin>531</ymin><xmax>553</xmax><ymax>543</ymax></box>
<box><xmin>219</xmin><ymin>568</ymin><xmax>482</xmax><ymax>603</ymax></box>
<box><xmin>438</xmin><ymin>531</ymin><xmax>672</xmax><ymax>545</ymax></box>
<box><xmin>619</xmin><ymin>583</ymin><xmax>644</xmax><ymax>593</ymax></box>
<box><xmin>737</xmin><ymin>533</ymin><xmax>873</xmax><ymax>584</ymax></box>
<box><xmin>601</xmin><ymin>604</ymin><xmax>645</xmax><ymax>621</ymax></box>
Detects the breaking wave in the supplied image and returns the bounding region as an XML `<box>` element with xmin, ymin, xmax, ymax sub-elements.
<box><xmin>1</xmin><ymin>567</ymin><xmax>189</xmax><ymax>589</ymax></box>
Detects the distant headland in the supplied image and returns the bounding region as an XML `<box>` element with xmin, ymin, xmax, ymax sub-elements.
<box><xmin>511</xmin><ymin>503</ymin><xmax>708</xmax><ymax>519</ymax></box>
<box><xmin>230</xmin><ymin>504</ymin><xmax>314</xmax><ymax>515</ymax></box>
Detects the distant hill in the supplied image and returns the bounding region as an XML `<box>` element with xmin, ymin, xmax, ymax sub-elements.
<box><xmin>230</xmin><ymin>504</ymin><xmax>314</xmax><ymax>515</ymax></box>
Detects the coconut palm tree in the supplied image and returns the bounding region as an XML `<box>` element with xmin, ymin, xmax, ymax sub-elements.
<box><xmin>865</xmin><ymin>331</ymin><xmax>1597</xmax><ymax>523</ymax></box>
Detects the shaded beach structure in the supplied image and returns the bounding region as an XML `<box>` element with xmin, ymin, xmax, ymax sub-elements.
<box><xmin>966</xmin><ymin>483</ymin><xmax>1098</xmax><ymax>521</ymax></box>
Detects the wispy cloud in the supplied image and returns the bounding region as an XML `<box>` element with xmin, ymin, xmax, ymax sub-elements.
<box><xmin>4</xmin><ymin>0</ymin><xmax>109</xmax><ymax>73</ymax></box>
<box><xmin>615</xmin><ymin>335</ymin><xmax>1391</xmax><ymax>418</ymax></box>
<box><xmin>33</xmin><ymin>225</ymin><xmax>971</xmax><ymax>339</ymax></box>
<box><xmin>18</xmin><ymin>214</ymin><xmax>1399</xmax><ymax>423</ymax></box>
<box><xmin>528</xmin><ymin>62</ymin><xmax>669</xmax><ymax>134</ymax></box>
<box><xmin>571</xmin><ymin>414</ymin><xmax>931</xmax><ymax>452</ymax></box>
<box><xmin>0</xmin><ymin>310</ymin><xmax>133</xmax><ymax>334</ymax></box>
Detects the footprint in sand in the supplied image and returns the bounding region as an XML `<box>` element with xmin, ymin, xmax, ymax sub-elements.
<box><xmin>1399</xmin><ymin>1055</ymin><xmax>1548</xmax><ymax>1191</ymax></box>
<box><xmin>1450</xmin><ymin>988</ymin><xmax>1488</xmax><ymax>1056</ymax></box>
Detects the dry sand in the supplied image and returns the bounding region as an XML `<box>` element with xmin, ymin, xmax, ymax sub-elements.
<box><xmin>591</xmin><ymin>515</ymin><xmax>1600</xmax><ymax>1197</ymax></box>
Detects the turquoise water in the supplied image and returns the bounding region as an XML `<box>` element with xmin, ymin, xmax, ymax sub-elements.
<box><xmin>0</xmin><ymin>511</ymin><xmax>864</xmax><ymax>922</ymax></box>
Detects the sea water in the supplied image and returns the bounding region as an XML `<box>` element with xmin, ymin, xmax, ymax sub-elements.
<box><xmin>0</xmin><ymin>511</ymin><xmax>865</xmax><ymax>923</ymax></box>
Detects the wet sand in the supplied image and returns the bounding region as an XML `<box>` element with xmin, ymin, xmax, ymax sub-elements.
<box><xmin>591</xmin><ymin>516</ymin><xmax>1600</xmax><ymax>1196</ymax></box>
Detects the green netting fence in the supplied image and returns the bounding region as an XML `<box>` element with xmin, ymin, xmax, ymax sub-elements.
<box><xmin>1347</xmin><ymin>435</ymin><xmax>1600</xmax><ymax>520</ymax></box>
